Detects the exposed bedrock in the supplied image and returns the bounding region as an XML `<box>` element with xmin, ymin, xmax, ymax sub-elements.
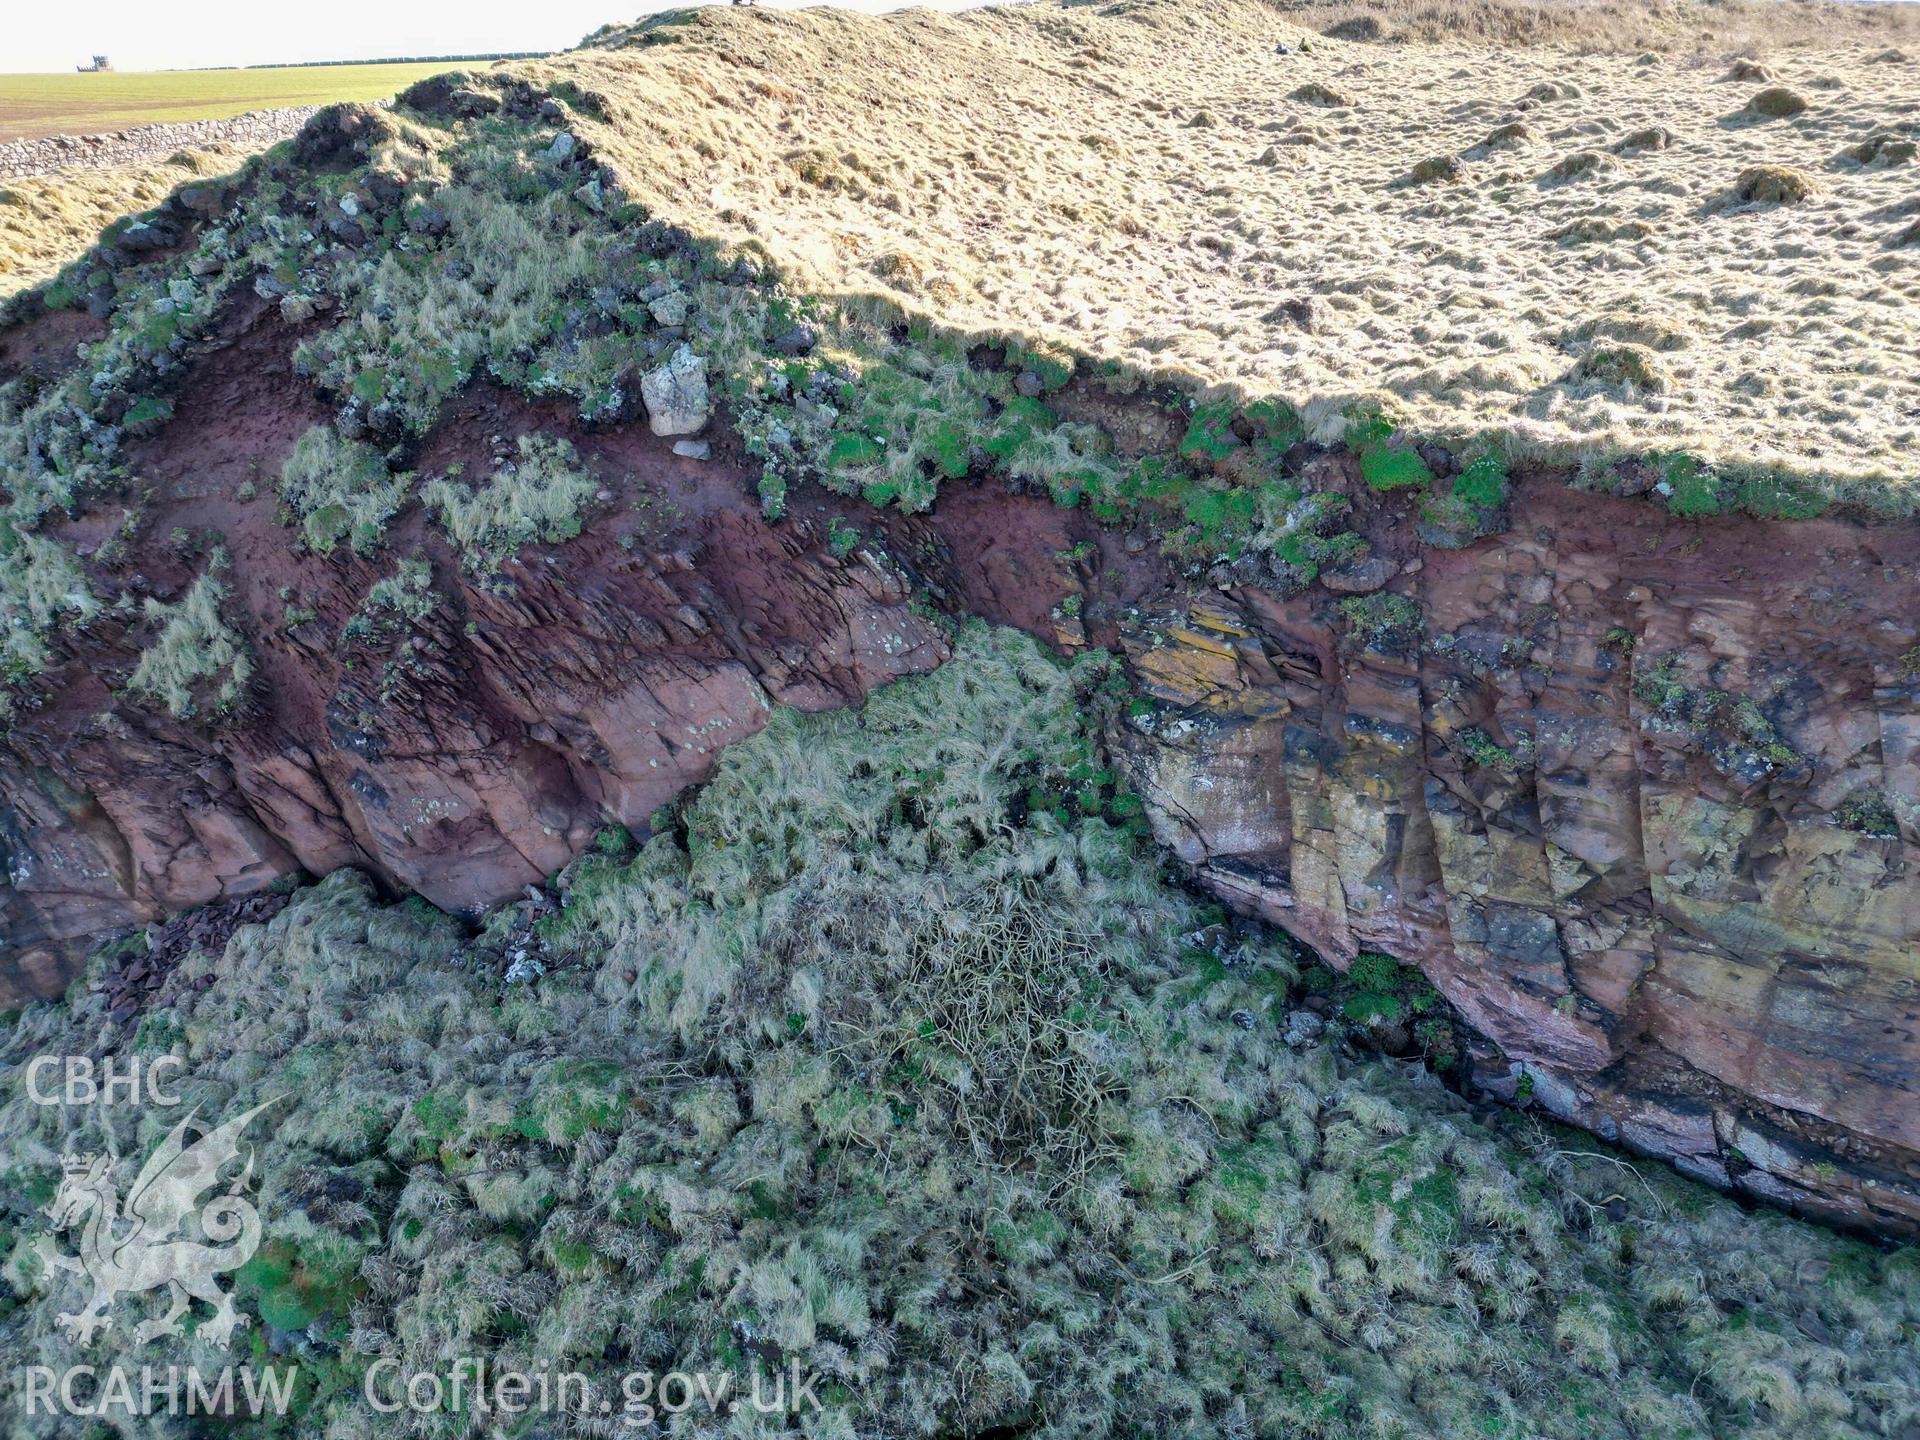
<box><xmin>1111</xmin><ymin>480</ymin><xmax>1920</xmax><ymax>1234</ymax></box>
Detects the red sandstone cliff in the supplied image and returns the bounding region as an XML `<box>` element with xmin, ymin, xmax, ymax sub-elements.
<box><xmin>1</xmin><ymin>298</ymin><xmax>1915</xmax><ymax>1235</ymax></box>
<box><xmin>1111</xmin><ymin>457</ymin><xmax>1920</xmax><ymax>1233</ymax></box>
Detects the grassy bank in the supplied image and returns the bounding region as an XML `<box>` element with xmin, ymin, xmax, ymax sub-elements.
<box><xmin>1</xmin><ymin>152</ymin><xmax>239</xmax><ymax>296</ymax></box>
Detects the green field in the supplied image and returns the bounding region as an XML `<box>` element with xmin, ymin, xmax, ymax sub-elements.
<box><xmin>0</xmin><ymin>62</ymin><xmax>467</xmax><ymax>142</ymax></box>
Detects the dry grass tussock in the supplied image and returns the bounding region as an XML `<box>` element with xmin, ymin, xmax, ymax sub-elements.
<box><xmin>423</xmin><ymin>432</ymin><xmax>597</xmax><ymax>574</ymax></box>
<box><xmin>535</xmin><ymin>0</ymin><xmax>1920</xmax><ymax>491</ymax></box>
<box><xmin>2</xmin><ymin>624</ymin><xmax>1916</xmax><ymax>1438</ymax></box>
<box><xmin>122</xmin><ymin>554</ymin><xmax>252</xmax><ymax>720</ymax></box>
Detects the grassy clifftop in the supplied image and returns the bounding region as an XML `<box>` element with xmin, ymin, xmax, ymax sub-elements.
<box><xmin>527</xmin><ymin>0</ymin><xmax>1919</xmax><ymax>496</ymax></box>
<box><xmin>1</xmin><ymin>152</ymin><xmax>242</xmax><ymax>297</ymax></box>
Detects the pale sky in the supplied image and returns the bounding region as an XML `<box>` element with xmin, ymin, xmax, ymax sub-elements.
<box><xmin>4</xmin><ymin>0</ymin><xmax>994</xmax><ymax>74</ymax></box>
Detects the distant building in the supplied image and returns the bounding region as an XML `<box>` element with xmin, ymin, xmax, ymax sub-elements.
<box><xmin>77</xmin><ymin>55</ymin><xmax>112</xmax><ymax>73</ymax></box>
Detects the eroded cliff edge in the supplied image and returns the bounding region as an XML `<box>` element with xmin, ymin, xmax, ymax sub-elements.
<box><xmin>3</xmin><ymin>281</ymin><xmax>1915</xmax><ymax>1233</ymax></box>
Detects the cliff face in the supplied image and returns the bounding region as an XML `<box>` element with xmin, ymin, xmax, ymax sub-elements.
<box><xmin>1112</xmin><ymin>463</ymin><xmax>1920</xmax><ymax>1234</ymax></box>
<box><xmin>2</xmin><ymin>280</ymin><xmax>1916</xmax><ymax>1238</ymax></box>
<box><xmin>0</xmin><ymin>299</ymin><xmax>954</xmax><ymax>998</ymax></box>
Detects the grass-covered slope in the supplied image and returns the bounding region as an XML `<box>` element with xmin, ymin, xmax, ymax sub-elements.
<box><xmin>2</xmin><ymin>626</ymin><xmax>1916</xmax><ymax>1439</ymax></box>
<box><xmin>528</xmin><ymin>0</ymin><xmax>1920</xmax><ymax>496</ymax></box>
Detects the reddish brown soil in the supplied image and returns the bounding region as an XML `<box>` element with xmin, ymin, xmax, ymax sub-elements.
<box><xmin>0</xmin><ymin>303</ymin><xmax>104</xmax><ymax>388</ymax></box>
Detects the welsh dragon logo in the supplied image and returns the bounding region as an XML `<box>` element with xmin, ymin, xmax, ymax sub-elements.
<box><xmin>38</xmin><ymin>1099</ymin><xmax>277</xmax><ymax>1348</ymax></box>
